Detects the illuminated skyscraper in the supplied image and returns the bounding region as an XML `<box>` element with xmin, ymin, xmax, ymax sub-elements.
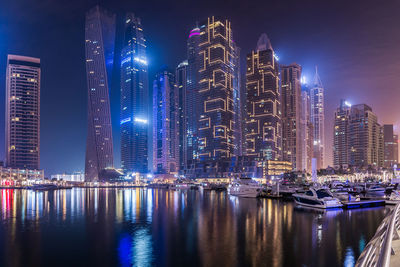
<box><xmin>153</xmin><ymin>68</ymin><xmax>179</xmax><ymax>175</ymax></box>
<box><xmin>84</xmin><ymin>6</ymin><xmax>115</xmax><ymax>181</ymax></box>
<box><xmin>394</xmin><ymin>135</ymin><xmax>399</xmax><ymax>165</ymax></box>
<box><xmin>348</xmin><ymin>104</ymin><xmax>383</xmax><ymax>167</ymax></box>
<box><xmin>245</xmin><ymin>34</ymin><xmax>282</xmax><ymax>161</ymax></box>
<box><xmin>383</xmin><ymin>124</ymin><xmax>398</xmax><ymax>167</ymax></box>
<box><xmin>186</xmin><ymin>26</ymin><xmax>200</xmax><ymax>171</ymax></box>
<box><xmin>176</xmin><ymin>60</ymin><xmax>188</xmax><ymax>171</ymax></box>
<box><xmin>120</xmin><ymin>13</ymin><xmax>149</xmax><ymax>174</ymax></box>
<box><xmin>333</xmin><ymin>99</ymin><xmax>351</xmax><ymax>168</ymax></box>
<box><xmin>300</xmin><ymin>88</ymin><xmax>313</xmax><ymax>173</ymax></box>
<box><xmin>310</xmin><ymin>67</ymin><xmax>325</xmax><ymax>169</ymax></box>
<box><xmin>281</xmin><ymin>63</ymin><xmax>302</xmax><ymax>170</ymax></box>
<box><xmin>6</xmin><ymin>55</ymin><xmax>40</xmax><ymax>170</ymax></box>
<box><xmin>195</xmin><ymin>17</ymin><xmax>240</xmax><ymax>162</ymax></box>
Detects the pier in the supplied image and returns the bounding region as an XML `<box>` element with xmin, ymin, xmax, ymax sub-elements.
<box><xmin>356</xmin><ymin>203</ymin><xmax>400</xmax><ymax>266</ymax></box>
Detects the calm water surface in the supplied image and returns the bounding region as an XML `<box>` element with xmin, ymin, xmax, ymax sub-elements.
<box><xmin>0</xmin><ymin>188</ymin><xmax>390</xmax><ymax>267</ymax></box>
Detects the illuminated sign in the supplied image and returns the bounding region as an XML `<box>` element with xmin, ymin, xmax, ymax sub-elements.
<box><xmin>120</xmin><ymin>117</ymin><xmax>131</xmax><ymax>124</ymax></box>
<box><xmin>134</xmin><ymin>57</ymin><xmax>147</xmax><ymax>65</ymax></box>
<box><xmin>134</xmin><ymin>117</ymin><xmax>148</xmax><ymax>124</ymax></box>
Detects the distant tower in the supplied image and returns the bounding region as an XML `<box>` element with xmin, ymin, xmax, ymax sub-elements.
<box><xmin>120</xmin><ymin>13</ymin><xmax>149</xmax><ymax>174</ymax></box>
<box><xmin>84</xmin><ymin>6</ymin><xmax>115</xmax><ymax>181</ymax></box>
<box><xmin>348</xmin><ymin>104</ymin><xmax>383</xmax><ymax>167</ymax></box>
<box><xmin>176</xmin><ymin>60</ymin><xmax>188</xmax><ymax>172</ymax></box>
<box><xmin>6</xmin><ymin>55</ymin><xmax>41</xmax><ymax>170</ymax></box>
<box><xmin>185</xmin><ymin>26</ymin><xmax>200</xmax><ymax>171</ymax></box>
<box><xmin>195</xmin><ymin>17</ymin><xmax>240</xmax><ymax>162</ymax></box>
<box><xmin>333</xmin><ymin>100</ymin><xmax>351</xmax><ymax>169</ymax></box>
<box><xmin>152</xmin><ymin>68</ymin><xmax>179</xmax><ymax>175</ymax></box>
<box><xmin>281</xmin><ymin>63</ymin><xmax>302</xmax><ymax>170</ymax></box>
<box><xmin>383</xmin><ymin>124</ymin><xmax>398</xmax><ymax>167</ymax></box>
<box><xmin>300</xmin><ymin>87</ymin><xmax>313</xmax><ymax>173</ymax></box>
<box><xmin>310</xmin><ymin>66</ymin><xmax>325</xmax><ymax>169</ymax></box>
<box><xmin>245</xmin><ymin>34</ymin><xmax>282</xmax><ymax>161</ymax></box>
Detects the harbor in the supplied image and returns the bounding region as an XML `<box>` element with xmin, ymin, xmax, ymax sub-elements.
<box><xmin>0</xmin><ymin>187</ymin><xmax>390</xmax><ymax>266</ymax></box>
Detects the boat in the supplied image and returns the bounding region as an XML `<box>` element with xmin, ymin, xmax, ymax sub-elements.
<box><xmin>199</xmin><ymin>182</ymin><xmax>212</xmax><ymax>191</ymax></box>
<box><xmin>292</xmin><ymin>188</ymin><xmax>343</xmax><ymax>209</ymax></box>
<box><xmin>385</xmin><ymin>190</ymin><xmax>400</xmax><ymax>205</ymax></box>
<box><xmin>365</xmin><ymin>185</ymin><xmax>386</xmax><ymax>198</ymax></box>
<box><xmin>271</xmin><ymin>183</ymin><xmax>297</xmax><ymax>198</ymax></box>
<box><xmin>228</xmin><ymin>178</ymin><xmax>263</xmax><ymax>198</ymax></box>
<box><xmin>330</xmin><ymin>188</ymin><xmax>350</xmax><ymax>202</ymax></box>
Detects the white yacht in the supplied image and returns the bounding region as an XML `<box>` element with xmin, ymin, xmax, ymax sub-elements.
<box><xmin>365</xmin><ymin>185</ymin><xmax>386</xmax><ymax>197</ymax></box>
<box><xmin>386</xmin><ymin>190</ymin><xmax>400</xmax><ymax>205</ymax></box>
<box><xmin>228</xmin><ymin>178</ymin><xmax>263</xmax><ymax>198</ymax></box>
<box><xmin>293</xmin><ymin>188</ymin><xmax>343</xmax><ymax>209</ymax></box>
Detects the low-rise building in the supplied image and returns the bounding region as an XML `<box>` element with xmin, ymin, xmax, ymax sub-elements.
<box><xmin>51</xmin><ymin>172</ymin><xmax>84</xmax><ymax>182</ymax></box>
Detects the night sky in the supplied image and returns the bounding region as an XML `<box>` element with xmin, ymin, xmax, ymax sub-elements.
<box><xmin>0</xmin><ymin>0</ymin><xmax>399</xmax><ymax>176</ymax></box>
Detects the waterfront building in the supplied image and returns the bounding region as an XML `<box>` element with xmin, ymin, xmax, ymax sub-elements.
<box><xmin>346</xmin><ymin>104</ymin><xmax>383</xmax><ymax>167</ymax></box>
<box><xmin>394</xmin><ymin>135</ymin><xmax>399</xmax><ymax>165</ymax></box>
<box><xmin>51</xmin><ymin>172</ymin><xmax>85</xmax><ymax>182</ymax></box>
<box><xmin>0</xmin><ymin>167</ymin><xmax>44</xmax><ymax>181</ymax></box>
<box><xmin>194</xmin><ymin>17</ymin><xmax>241</xmax><ymax>163</ymax></box>
<box><xmin>84</xmin><ymin>6</ymin><xmax>115</xmax><ymax>182</ymax></box>
<box><xmin>176</xmin><ymin>61</ymin><xmax>188</xmax><ymax>172</ymax></box>
<box><xmin>245</xmin><ymin>34</ymin><xmax>282</xmax><ymax>164</ymax></box>
<box><xmin>6</xmin><ymin>55</ymin><xmax>41</xmax><ymax>170</ymax></box>
<box><xmin>333</xmin><ymin>102</ymin><xmax>384</xmax><ymax>168</ymax></box>
<box><xmin>333</xmin><ymin>99</ymin><xmax>351</xmax><ymax>169</ymax></box>
<box><xmin>383</xmin><ymin>124</ymin><xmax>398</xmax><ymax>167</ymax></box>
<box><xmin>185</xmin><ymin>26</ymin><xmax>201</xmax><ymax>173</ymax></box>
<box><xmin>120</xmin><ymin>13</ymin><xmax>149</xmax><ymax>174</ymax></box>
<box><xmin>281</xmin><ymin>63</ymin><xmax>302</xmax><ymax>171</ymax></box>
<box><xmin>300</xmin><ymin>89</ymin><xmax>313</xmax><ymax>173</ymax></box>
<box><xmin>152</xmin><ymin>68</ymin><xmax>179</xmax><ymax>176</ymax></box>
<box><xmin>310</xmin><ymin>67</ymin><xmax>325</xmax><ymax>169</ymax></box>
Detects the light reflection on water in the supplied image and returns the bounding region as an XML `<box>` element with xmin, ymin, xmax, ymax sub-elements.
<box><xmin>0</xmin><ymin>188</ymin><xmax>390</xmax><ymax>267</ymax></box>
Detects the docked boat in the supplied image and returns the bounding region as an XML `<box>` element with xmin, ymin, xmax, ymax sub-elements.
<box><xmin>228</xmin><ymin>178</ymin><xmax>263</xmax><ymax>198</ymax></box>
<box><xmin>385</xmin><ymin>190</ymin><xmax>400</xmax><ymax>205</ymax></box>
<box><xmin>330</xmin><ymin>189</ymin><xmax>350</xmax><ymax>202</ymax></box>
<box><xmin>293</xmin><ymin>188</ymin><xmax>343</xmax><ymax>209</ymax></box>
<box><xmin>365</xmin><ymin>185</ymin><xmax>386</xmax><ymax>197</ymax></box>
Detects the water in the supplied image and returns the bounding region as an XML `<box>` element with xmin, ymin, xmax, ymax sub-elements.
<box><xmin>0</xmin><ymin>188</ymin><xmax>389</xmax><ymax>267</ymax></box>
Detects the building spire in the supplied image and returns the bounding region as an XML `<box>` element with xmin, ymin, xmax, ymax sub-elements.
<box><xmin>313</xmin><ymin>65</ymin><xmax>323</xmax><ymax>87</ymax></box>
<box><xmin>256</xmin><ymin>33</ymin><xmax>272</xmax><ymax>51</ymax></box>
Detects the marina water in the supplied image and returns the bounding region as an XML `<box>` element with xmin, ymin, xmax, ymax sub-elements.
<box><xmin>0</xmin><ymin>188</ymin><xmax>389</xmax><ymax>266</ymax></box>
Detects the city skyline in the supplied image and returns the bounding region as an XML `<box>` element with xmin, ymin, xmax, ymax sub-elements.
<box><xmin>1</xmin><ymin>0</ymin><xmax>400</xmax><ymax>175</ymax></box>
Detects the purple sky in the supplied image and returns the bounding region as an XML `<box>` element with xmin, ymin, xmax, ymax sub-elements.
<box><xmin>0</xmin><ymin>0</ymin><xmax>399</xmax><ymax>175</ymax></box>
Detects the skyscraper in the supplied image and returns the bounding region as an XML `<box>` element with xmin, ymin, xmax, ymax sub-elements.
<box><xmin>348</xmin><ymin>104</ymin><xmax>383</xmax><ymax>167</ymax></box>
<box><xmin>84</xmin><ymin>6</ymin><xmax>115</xmax><ymax>182</ymax></box>
<box><xmin>310</xmin><ymin>67</ymin><xmax>325</xmax><ymax>169</ymax></box>
<box><xmin>281</xmin><ymin>63</ymin><xmax>302</xmax><ymax>170</ymax></box>
<box><xmin>195</xmin><ymin>17</ymin><xmax>240</xmax><ymax>162</ymax></box>
<box><xmin>153</xmin><ymin>68</ymin><xmax>179</xmax><ymax>175</ymax></box>
<box><xmin>300</xmin><ymin>89</ymin><xmax>313</xmax><ymax>173</ymax></box>
<box><xmin>333</xmin><ymin>99</ymin><xmax>351</xmax><ymax>169</ymax></box>
<box><xmin>120</xmin><ymin>13</ymin><xmax>149</xmax><ymax>174</ymax></box>
<box><xmin>176</xmin><ymin>60</ymin><xmax>188</xmax><ymax>172</ymax></box>
<box><xmin>394</xmin><ymin>135</ymin><xmax>399</xmax><ymax>165</ymax></box>
<box><xmin>383</xmin><ymin>124</ymin><xmax>398</xmax><ymax>167</ymax></box>
<box><xmin>245</xmin><ymin>34</ymin><xmax>282</xmax><ymax>161</ymax></box>
<box><xmin>6</xmin><ymin>55</ymin><xmax>41</xmax><ymax>170</ymax></box>
<box><xmin>185</xmin><ymin>26</ymin><xmax>200</xmax><ymax>172</ymax></box>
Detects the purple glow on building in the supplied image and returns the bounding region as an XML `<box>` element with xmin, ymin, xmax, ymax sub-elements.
<box><xmin>188</xmin><ymin>28</ymin><xmax>200</xmax><ymax>38</ymax></box>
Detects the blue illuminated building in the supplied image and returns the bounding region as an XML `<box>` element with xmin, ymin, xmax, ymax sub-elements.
<box><xmin>120</xmin><ymin>13</ymin><xmax>149</xmax><ymax>174</ymax></box>
<box><xmin>152</xmin><ymin>68</ymin><xmax>179</xmax><ymax>176</ymax></box>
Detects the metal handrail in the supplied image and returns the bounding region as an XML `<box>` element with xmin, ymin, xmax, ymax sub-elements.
<box><xmin>356</xmin><ymin>203</ymin><xmax>400</xmax><ymax>267</ymax></box>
